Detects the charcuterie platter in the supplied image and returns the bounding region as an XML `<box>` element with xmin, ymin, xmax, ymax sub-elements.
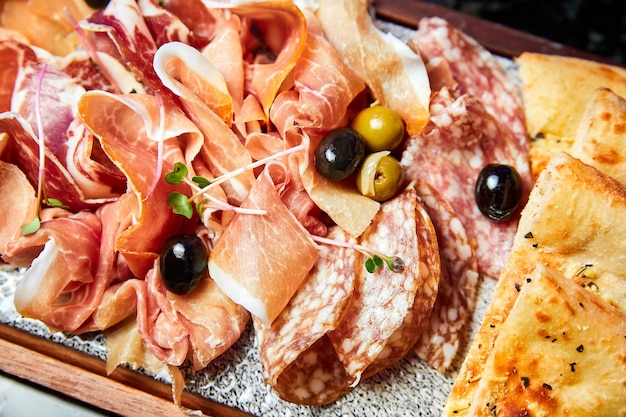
<box><xmin>1</xmin><ymin>0</ymin><xmax>623</xmax><ymax>416</ymax></box>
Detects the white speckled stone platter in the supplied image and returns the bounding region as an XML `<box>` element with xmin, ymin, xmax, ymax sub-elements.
<box><xmin>0</xmin><ymin>19</ymin><xmax>518</xmax><ymax>417</ymax></box>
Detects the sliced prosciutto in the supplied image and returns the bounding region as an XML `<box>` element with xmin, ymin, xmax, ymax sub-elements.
<box><xmin>401</xmin><ymin>88</ymin><xmax>530</xmax><ymax>279</ymax></box>
<box><xmin>0</xmin><ymin>112</ymin><xmax>117</xmax><ymax>211</ymax></box>
<box><xmin>208</xmin><ymin>162</ymin><xmax>320</xmax><ymax>326</ymax></box>
<box><xmin>3</xmin><ymin>201</ymin><xmax>121</xmax><ymax>332</ymax></box>
<box><xmin>0</xmin><ymin>160</ymin><xmax>38</xmax><ymax>255</ymax></box>
<box><xmin>315</xmin><ymin>0</ymin><xmax>431</xmax><ymax>136</ymax></box>
<box><xmin>77</xmin><ymin>91</ymin><xmax>202</xmax><ymax>278</ymax></box>
<box><xmin>153</xmin><ymin>41</ymin><xmax>255</xmax><ymax>205</ymax></box>
<box><xmin>91</xmin><ymin>255</ymin><xmax>249</xmax><ymax>369</ymax></box>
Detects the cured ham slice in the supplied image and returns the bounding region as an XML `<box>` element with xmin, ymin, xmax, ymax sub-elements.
<box><xmin>0</xmin><ymin>112</ymin><xmax>117</xmax><ymax>211</ymax></box>
<box><xmin>411</xmin><ymin>17</ymin><xmax>528</xmax><ymax>156</ymax></box>
<box><xmin>315</xmin><ymin>0</ymin><xmax>431</xmax><ymax>136</ymax></box>
<box><xmin>208</xmin><ymin>162</ymin><xmax>320</xmax><ymax>326</ymax></box>
<box><xmin>401</xmin><ymin>88</ymin><xmax>530</xmax><ymax>279</ymax></box>
<box><xmin>327</xmin><ymin>184</ymin><xmax>440</xmax><ymax>385</ymax></box>
<box><xmin>413</xmin><ymin>181</ymin><xmax>479</xmax><ymax>372</ymax></box>
<box><xmin>77</xmin><ymin>91</ymin><xmax>202</xmax><ymax>277</ymax></box>
<box><xmin>0</xmin><ymin>160</ymin><xmax>38</xmax><ymax>254</ymax></box>
<box><xmin>269</xmin><ymin>8</ymin><xmax>365</xmax><ymax>135</ymax></box>
<box><xmin>93</xmin><ymin>254</ymin><xmax>249</xmax><ymax>370</ymax></box>
<box><xmin>254</xmin><ymin>226</ymin><xmax>358</xmax><ymax>405</ymax></box>
<box><xmin>82</xmin><ymin>0</ymin><xmax>175</xmax><ymax>102</ymax></box>
<box><xmin>200</xmin><ymin>9</ymin><xmax>245</xmax><ymax>116</ymax></box>
<box><xmin>3</xmin><ymin>201</ymin><xmax>121</xmax><ymax>333</ymax></box>
<box><xmin>153</xmin><ymin>41</ymin><xmax>255</xmax><ymax>204</ymax></box>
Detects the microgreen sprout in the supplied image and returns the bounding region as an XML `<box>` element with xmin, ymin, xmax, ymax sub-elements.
<box><xmin>164</xmin><ymin>144</ymin><xmax>306</xmax><ymax>219</ymax></box>
<box><xmin>312</xmin><ymin>235</ymin><xmax>405</xmax><ymax>274</ymax></box>
<box><xmin>43</xmin><ymin>198</ymin><xmax>70</xmax><ymax>210</ymax></box>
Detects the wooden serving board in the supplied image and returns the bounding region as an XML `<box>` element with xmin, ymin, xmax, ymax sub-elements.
<box><xmin>0</xmin><ymin>2</ymin><xmax>615</xmax><ymax>417</ymax></box>
<box><xmin>0</xmin><ymin>323</ymin><xmax>253</xmax><ymax>417</ymax></box>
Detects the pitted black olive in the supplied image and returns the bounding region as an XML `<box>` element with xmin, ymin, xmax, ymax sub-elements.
<box><xmin>314</xmin><ymin>127</ymin><xmax>365</xmax><ymax>181</ymax></box>
<box><xmin>159</xmin><ymin>234</ymin><xmax>208</xmax><ymax>295</ymax></box>
<box><xmin>475</xmin><ymin>164</ymin><xmax>522</xmax><ymax>222</ymax></box>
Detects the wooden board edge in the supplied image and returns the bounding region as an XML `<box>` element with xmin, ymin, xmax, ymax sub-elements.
<box><xmin>0</xmin><ymin>324</ymin><xmax>254</xmax><ymax>417</ymax></box>
<box><xmin>373</xmin><ymin>0</ymin><xmax>624</xmax><ymax>67</ymax></box>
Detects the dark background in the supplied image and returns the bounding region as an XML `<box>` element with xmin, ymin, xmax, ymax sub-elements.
<box><xmin>430</xmin><ymin>0</ymin><xmax>625</xmax><ymax>64</ymax></box>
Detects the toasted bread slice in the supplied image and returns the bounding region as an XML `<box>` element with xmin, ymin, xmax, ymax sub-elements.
<box><xmin>443</xmin><ymin>152</ymin><xmax>626</xmax><ymax>415</ymax></box>
<box><xmin>467</xmin><ymin>263</ymin><xmax>626</xmax><ymax>416</ymax></box>
<box><xmin>570</xmin><ymin>87</ymin><xmax>626</xmax><ymax>183</ymax></box>
<box><xmin>516</xmin><ymin>53</ymin><xmax>626</xmax><ymax>178</ymax></box>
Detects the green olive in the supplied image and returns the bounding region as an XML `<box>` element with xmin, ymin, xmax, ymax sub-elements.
<box><xmin>351</xmin><ymin>105</ymin><xmax>405</xmax><ymax>152</ymax></box>
<box><xmin>356</xmin><ymin>152</ymin><xmax>404</xmax><ymax>202</ymax></box>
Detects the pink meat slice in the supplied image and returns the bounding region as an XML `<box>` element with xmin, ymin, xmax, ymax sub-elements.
<box><xmin>254</xmin><ymin>226</ymin><xmax>358</xmax><ymax>405</ymax></box>
<box><xmin>401</xmin><ymin>88</ymin><xmax>529</xmax><ymax>279</ymax></box>
<box><xmin>327</xmin><ymin>184</ymin><xmax>440</xmax><ymax>385</ymax></box>
<box><xmin>413</xmin><ymin>181</ymin><xmax>479</xmax><ymax>372</ymax></box>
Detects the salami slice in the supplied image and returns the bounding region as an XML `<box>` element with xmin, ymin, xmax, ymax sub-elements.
<box><xmin>327</xmin><ymin>184</ymin><xmax>440</xmax><ymax>385</ymax></box>
<box><xmin>411</xmin><ymin>17</ymin><xmax>528</xmax><ymax>155</ymax></box>
<box><xmin>413</xmin><ymin>181</ymin><xmax>479</xmax><ymax>372</ymax></box>
<box><xmin>254</xmin><ymin>226</ymin><xmax>358</xmax><ymax>405</ymax></box>
<box><xmin>401</xmin><ymin>88</ymin><xmax>530</xmax><ymax>279</ymax></box>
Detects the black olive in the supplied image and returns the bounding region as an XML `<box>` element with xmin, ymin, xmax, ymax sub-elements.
<box><xmin>314</xmin><ymin>127</ymin><xmax>365</xmax><ymax>181</ymax></box>
<box><xmin>159</xmin><ymin>234</ymin><xmax>208</xmax><ymax>295</ymax></box>
<box><xmin>85</xmin><ymin>0</ymin><xmax>111</xmax><ymax>9</ymax></box>
<box><xmin>475</xmin><ymin>164</ymin><xmax>522</xmax><ymax>222</ymax></box>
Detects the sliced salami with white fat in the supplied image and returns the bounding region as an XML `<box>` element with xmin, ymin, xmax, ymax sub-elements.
<box><xmin>254</xmin><ymin>226</ymin><xmax>357</xmax><ymax>405</ymax></box>
<box><xmin>401</xmin><ymin>88</ymin><xmax>529</xmax><ymax>279</ymax></box>
<box><xmin>411</xmin><ymin>17</ymin><xmax>528</xmax><ymax>156</ymax></box>
<box><xmin>327</xmin><ymin>184</ymin><xmax>440</xmax><ymax>385</ymax></box>
<box><xmin>413</xmin><ymin>181</ymin><xmax>479</xmax><ymax>372</ymax></box>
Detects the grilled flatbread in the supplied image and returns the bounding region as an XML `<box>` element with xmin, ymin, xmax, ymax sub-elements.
<box><xmin>570</xmin><ymin>87</ymin><xmax>626</xmax><ymax>183</ymax></box>
<box><xmin>516</xmin><ymin>52</ymin><xmax>626</xmax><ymax>178</ymax></box>
<box><xmin>468</xmin><ymin>263</ymin><xmax>626</xmax><ymax>416</ymax></box>
<box><xmin>443</xmin><ymin>152</ymin><xmax>626</xmax><ymax>415</ymax></box>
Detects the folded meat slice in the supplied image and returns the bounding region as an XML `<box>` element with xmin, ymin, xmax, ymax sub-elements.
<box><xmin>95</xmin><ymin>256</ymin><xmax>249</xmax><ymax>370</ymax></box>
<box><xmin>315</xmin><ymin>0</ymin><xmax>431</xmax><ymax>136</ymax></box>
<box><xmin>254</xmin><ymin>226</ymin><xmax>358</xmax><ymax>405</ymax></box>
<box><xmin>153</xmin><ymin>41</ymin><xmax>254</xmax><ymax>205</ymax></box>
<box><xmin>3</xmin><ymin>201</ymin><xmax>121</xmax><ymax>333</ymax></box>
<box><xmin>0</xmin><ymin>113</ymin><xmax>116</xmax><ymax>211</ymax></box>
<box><xmin>327</xmin><ymin>183</ymin><xmax>440</xmax><ymax>386</ymax></box>
<box><xmin>0</xmin><ymin>160</ymin><xmax>38</xmax><ymax>254</ymax></box>
<box><xmin>77</xmin><ymin>91</ymin><xmax>202</xmax><ymax>277</ymax></box>
<box><xmin>413</xmin><ymin>181</ymin><xmax>479</xmax><ymax>372</ymax></box>
<box><xmin>208</xmin><ymin>162</ymin><xmax>320</xmax><ymax>326</ymax></box>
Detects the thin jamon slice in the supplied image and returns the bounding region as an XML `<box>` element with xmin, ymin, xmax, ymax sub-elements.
<box><xmin>77</xmin><ymin>91</ymin><xmax>202</xmax><ymax>278</ymax></box>
<box><xmin>413</xmin><ymin>181</ymin><xmax>479</xmax><ymax>372</ymax></box>
<box><xmin>401</xmin><ymin>87</ymin><xmax>530</xmax><ymax>279</ymax></box>
<box><xmin>208</xmin><ymin>162</ymin><xmax>320</xmax><ymax>326</ymax></box>
<box><xmin>254</xmin><ymin>226</ymin><xmax>358</xmax><ymax>405</ymax></box>
<box><xmin>411</xmin><ymin>17</ymin><xmax>528</xmax><ymax>156</ymax></box>
<box><xmin>327</xmin><ymin>184</ymin><xmax>440</xmax><ymax>385</ymax></box>
<box><xmin>0</xmin><ymin>160</ymin><xmax>38</xmax><ymax>253</ymax></box>
<box><xmin>5</xmin><ymin>202</ymin><xmax>121</xmax><ymax>333</ymax></box>
<box><xmin>315</xmin><ymin>0</ymin><xmax>431</xmax><ymax>137</ymax></box>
